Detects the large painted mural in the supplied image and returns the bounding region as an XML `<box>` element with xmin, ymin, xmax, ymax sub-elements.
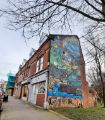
<box><xmin>48</xmin><ymin>35</ymin><xmax>83</xmax><ymax>108</ymax></box>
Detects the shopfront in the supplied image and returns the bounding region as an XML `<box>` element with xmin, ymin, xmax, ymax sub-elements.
<box><xmin>28</xmin><ymin>71</ymin><xmax>48</xmax><ymax>107</ymax></box>
<box><xmin>21</xmin><ymin>79</ymin><xmax>30</xmax><ymax>101</ymax></box>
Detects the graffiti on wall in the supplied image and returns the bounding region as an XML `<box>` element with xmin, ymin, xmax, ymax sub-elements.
<box><xmin>38</xmin><ymin>82</ymin><xmax>46</xmax><ymax>93</ymax></box>
<box><xmin>48</xmin><ymin>36</ymin><xmax>82</xmax><ymax>107</ymax></box>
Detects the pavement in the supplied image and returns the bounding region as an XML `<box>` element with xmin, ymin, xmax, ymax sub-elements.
<box><xmin>0</xmin><ymin>96</ymin><xmax>69</xmax><ymax>120</ymax></box>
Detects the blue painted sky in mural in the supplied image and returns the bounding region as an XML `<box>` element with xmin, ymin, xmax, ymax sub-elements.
<box><xmin>64</xmin><ymin>41</ymin><xmax>80</xmax><ymax>58</ymax></box>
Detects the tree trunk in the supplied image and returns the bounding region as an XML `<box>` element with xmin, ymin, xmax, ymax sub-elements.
<box><xmin>103</xmin><ymin>88</ymin><xmax>105</xmax><ymax>107</ymax></box>
<box><xmin>97</xmin><ymin>57</ymin><xmax>105</xmax><ymax>107</ymax></box>
<box><xmin>102</xmin><ymin>0</ymin><xmax>105</xmax><ymax>18</ymax></box>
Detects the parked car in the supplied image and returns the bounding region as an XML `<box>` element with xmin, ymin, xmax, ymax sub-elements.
<box><xmin>3</xmin><ymin>92</ymin><xmax>8</xmax><ymax>102</ymax></box>
<box><xmin>0</xmin><ymin>89</ymin><xmax>3</xmax><ymax>111</ymax></box>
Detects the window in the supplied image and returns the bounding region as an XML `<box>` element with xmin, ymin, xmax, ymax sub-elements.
<box><xmin>40</xmin><ymin>57</ymin><xmax>44</xmax><ymax>71</ymax></box>
<box><xmin>36</xmin><ymin>60</ymin><xmax>39</xmax><ymax>73</ymax></box>
<box><xmin>36</xmin><ymin>56</ymin><xmax>44</xmax><ymax>73</ymax></box>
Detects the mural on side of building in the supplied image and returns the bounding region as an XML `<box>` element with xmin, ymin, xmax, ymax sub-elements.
<box><xmin>48</xmin><ymin>36</ymin><xmax>82</xmax><ymax>107</ymax></box>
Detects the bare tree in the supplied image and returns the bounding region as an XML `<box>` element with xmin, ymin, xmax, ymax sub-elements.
<box><xmin>0</xmin><ymin>0</ymin><xmax>105</xmax><ymax>107</ymax></box>
<box><xmin>88</xmin><ymin>67</ymin><xmax>105</xmax><ymax>105</ymax></box>
<box><xmin>0</xmin><ymin>0</ymin><xmax>105</xmax><ymax>38</ymax></box>
<box><xmin>86</xmin><ymin>32</ymin><xmax>105</xmax><ymax>107</ymax></box>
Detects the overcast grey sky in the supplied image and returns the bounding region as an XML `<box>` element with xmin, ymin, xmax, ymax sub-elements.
<box><xmin>0</xmin><ymin>0</ymin><xmax>86</xmax><ymax>81</ymax></box>
<box><xmin>0</xmin><ymin>1</ymin><xmax>40</xmax><ymax>81</ymax></box>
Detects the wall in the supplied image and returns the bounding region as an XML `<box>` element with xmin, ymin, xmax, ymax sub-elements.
<box><xmin>48</xmin><ymin>35</ymin><xmax>84</xmax><ymax>108</ymax></box>
<box><xmin>80</xmin><ymin>51</ymin><xmax>89</xmax><ymax>108</ymax></box>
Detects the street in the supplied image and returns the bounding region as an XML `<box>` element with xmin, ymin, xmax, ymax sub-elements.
<box><xmin>0</xmin><ymin>97</ymin><xmax>64</xmax><ymax>120</ymax></box>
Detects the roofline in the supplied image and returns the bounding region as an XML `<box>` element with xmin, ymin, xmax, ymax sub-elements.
<box><xmin>16</xmin><ymin>34</ymin><xmax>79</xmax><ymax>73</ymax></box>
<box><xmin>48</xmin><ymin>34</ymin><xmax>79</xmax><ymax>39</ymax></box>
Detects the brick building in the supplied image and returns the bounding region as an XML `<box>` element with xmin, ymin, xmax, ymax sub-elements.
<box><xmin>14</xmin><ymin>34</ymin><xmax>89</xmax><ymax>108</ymax></box>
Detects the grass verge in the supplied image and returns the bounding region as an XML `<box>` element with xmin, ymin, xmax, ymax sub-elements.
<box><xmin>52</xmin><ymin>106</ymin><xmax>105</xmax><ymax>120</ymax></box>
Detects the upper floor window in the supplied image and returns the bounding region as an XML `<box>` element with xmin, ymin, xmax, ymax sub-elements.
<box><xmin>36</xmin><ymin>56</ymin><xmax>44</xmax><ymax>73</ymax></box>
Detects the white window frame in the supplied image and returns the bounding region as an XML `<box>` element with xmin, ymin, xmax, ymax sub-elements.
<box><xmin>36</xmin><ymin>56</ymin><xmax>44</xmax><ymax>73</ymax></box>
<box><xmin>36</xmin><ymin>60</ymin><xmax>39</xmax><ymax>73</ymax></box>
<box><xmin>40</xmin><ymin>57</ymin><xmax>44</xmax><ymax>71</ymax></box>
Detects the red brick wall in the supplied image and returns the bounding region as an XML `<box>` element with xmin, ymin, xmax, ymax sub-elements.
<box><xmin>88</xmin><ymin>93</ymin><xmax>96</xmax><ymax>107</ymax></box>
<box><xmin>29</xmin><ymin>62</ymin><xmax>36</xmax><ymax>76</ymax></box>
<box><xmin>43</xmin><ymin>49</ymin><xmax>50</xmax><ymax>69</ymax></box>
<box><xmin>36</xmin><ymin>94</ymin><xmax>45</xmax><ymax>107</ymax></box>
<box><xmin>80</xmin><ymin>48</ymin><xmax>89</xmax><ymax>108</ymax></box>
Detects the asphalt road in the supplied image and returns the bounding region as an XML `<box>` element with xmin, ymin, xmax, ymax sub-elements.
<box><xmin>0</xmin><ymin>96</ymin><xmax>65</xmax><ymax>120</ymax></box>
